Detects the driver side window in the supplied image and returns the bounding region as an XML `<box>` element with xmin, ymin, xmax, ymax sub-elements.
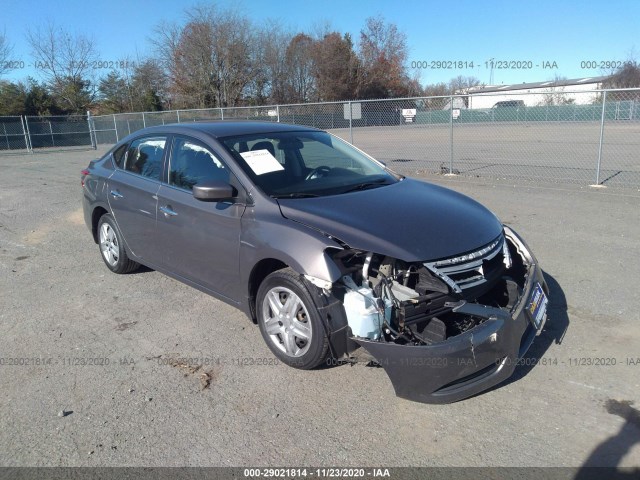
<box><xmin>169</xmin><ymin>137</ymin><xmax>230</xmax><ymax>191</ymax></box>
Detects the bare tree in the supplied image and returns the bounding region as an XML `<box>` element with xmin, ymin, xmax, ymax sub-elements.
<box><xmin>153</xmin><ymin>18</ymin><xmax>213</xmax><ymax>108</ymax></box>
<box><xmin>256</xmin><ymin>22</ymin><xmax>293</xmax><ymax>104</ymax></box>
<box><xmin>538</xmin><ymin>75</ymin><xmax>575</xmax><ymax>106</ymax></box>
<box><xmin>357</xmin><ymin>16</ymin><xmax>410</xmax><ymax>98</ymax></box>
<box><xmin>0</xmin><ymin>29</ymin><xmax>15</xmax><ymax>77</ymax></box>
<box><xmin>311</xmin><ymin>32</ymin><xmax>359</xmax><ymax>101</ymax></box>
<box><xmin>154</xmin><ymin>5</ymin><xmax>257</xmax><ymax>108</ymax></box>
<box><xmin>285</xmin><ymin>33</ymin><xmax>315</xmax><ymax>103</ymax></box>
<box><xmin>26</xmin><ymin>23</ymin><xmax>98</xmax><ymax>112</ymax></box>
<box><xmin>256</xmin><ymin>28</ymin><xmax>317</xmax><ymax>104</ymax></box>
<box><xmin>421</xmin><ymin>82</ymin><xmax>450</xmax><ymax>109</ymax></box>
<box><xmin>97</xmin><ymin>57</ymin><xmax>166</xmax><ymax>114</ymax></box>
<box><xmin>604</xmin><ymin>61</ymin><xmax>640</xmax><ymax>89</ymax></box>
<box><xmin>446</xmin><ymin>75</ymin><xmax>481</xmax><ymax>108</ymax></box>
<box><xmin>448</xmin><ymin>75</ymin><xmax>481</xmax><ymax>94</ymax></box>
<box><xmin>152</xmin><ymin>20</ymin><xmax>188</xmax><ymax>107</ymax></box>
<box><xmin>600</xmin><ymin>60</ymin><xmax>640</xmax><ymax>102</ymax></box>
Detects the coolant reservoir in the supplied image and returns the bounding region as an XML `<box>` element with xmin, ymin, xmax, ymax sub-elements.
<box><xmin>342</xmin><ymin>278</ymin><xmax>391</xmax><ymax>340</ymax></box>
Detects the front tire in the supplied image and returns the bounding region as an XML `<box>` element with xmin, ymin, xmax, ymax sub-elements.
<box><xmin>97</xmin><ymin>213</ymin><xmax>140</xmax><ymax>274</ymax></box>
<box><xmin>257</xmin><ymin>268</ymin><xmax>329</xmax><ymax>369</ymax></box>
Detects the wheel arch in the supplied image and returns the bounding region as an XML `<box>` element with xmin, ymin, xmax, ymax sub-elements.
<box><xmin>91</xmin><ymin>205</ymin><xmax>109</xmax><ymax>243</ymax></box>
<box><xmin>247</xmin><ymin>256</ymin><xmax>354</xmax><ymax>361</ymax></box>
<box><xmin>247</xmin><ymin>258</ymin><xmax>289</xmax><ymax>323</ymax></box>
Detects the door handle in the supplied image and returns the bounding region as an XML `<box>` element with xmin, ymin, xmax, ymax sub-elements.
<box><xmin>160</xmin><ymin>205</ymin><xmax>178</xmax><ymax>217</ymax></box>
<box><xmin>110</xmin><ymin>190</ymin><xmax>124</xmax><ymax>199</ymax></box>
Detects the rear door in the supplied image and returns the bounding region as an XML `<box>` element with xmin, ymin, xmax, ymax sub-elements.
<box><xmin>155</xmin><ymin>136</ymin><xmax>246</xmax><ymax>300</ymax></box>
<box><xmin>107</xmin><ymin>135</ymin><xmax>167</xmax><ymax>264</ymax></box>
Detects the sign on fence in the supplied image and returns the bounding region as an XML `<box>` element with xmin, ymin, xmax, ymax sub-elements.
<box><xmin>402</xmin><ymin>108</ymin><xmax>417</xmax><ymax>122</ymax></box>
<box><xmin>344</xmin><ymin>102</ymin><xmax>362</xmax><ymax>120</ymax></box>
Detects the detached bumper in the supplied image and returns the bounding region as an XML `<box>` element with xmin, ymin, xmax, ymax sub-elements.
<box><xmin>354</xmin><ymin>263</ymin><xmax>547</xmax><ymax>404</ymax></box>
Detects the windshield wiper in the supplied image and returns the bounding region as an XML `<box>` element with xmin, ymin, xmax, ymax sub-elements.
<box><xmin>342</xmin><ymin>179</ymin><xmax>391</xmax><ymax>194</ymax></box>
<box><xmin>272</xmin><ymin>192</ymin><xmax>319</xmax><ymax>199</ymax></box>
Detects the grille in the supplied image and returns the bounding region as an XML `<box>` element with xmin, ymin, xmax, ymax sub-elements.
<box><xmin>424</xmin><ymin>234</ymin><xmax>511</xmax><ymax>295</ymax></box>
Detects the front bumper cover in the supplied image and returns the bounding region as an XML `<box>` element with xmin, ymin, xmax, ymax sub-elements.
<box><xmin>354</xmin><ymin>262</ymin><xmax>547</xmax><ymax>404</ymax></box>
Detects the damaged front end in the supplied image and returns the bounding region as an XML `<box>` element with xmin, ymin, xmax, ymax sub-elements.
<box><xmin>325</xmin><ymin>225</ymin><xmax>549</xmax><ymax>404</ymax></box>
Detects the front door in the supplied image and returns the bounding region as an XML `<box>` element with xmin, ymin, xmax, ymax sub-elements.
<box><xmin>155</xmin><ymin>136</ymin><xmax>245</xmax><ymax>300</ymax></box>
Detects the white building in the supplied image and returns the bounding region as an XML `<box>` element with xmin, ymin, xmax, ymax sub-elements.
<box><xmin>459</xmin><ymin>76</ymin><xmax>609</xmax><ymax>109</ymax></box>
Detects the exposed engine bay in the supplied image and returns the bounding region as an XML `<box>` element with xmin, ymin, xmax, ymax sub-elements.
<box><xmin>331</xmin><ymin>228</ymin><xmax>529</xmax><ymax>348</ymax></box>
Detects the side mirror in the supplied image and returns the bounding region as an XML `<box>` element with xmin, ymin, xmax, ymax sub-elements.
<box><xmin>193</xmin><ymin>181</ymin><xmax>236</xmax><ymax>201</ymax></box>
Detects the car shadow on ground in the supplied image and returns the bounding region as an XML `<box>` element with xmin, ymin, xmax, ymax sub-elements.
<box><xmin>128</xmin><ymin>265</ymin><xmax>154</xmax><ymax>275</ymax></box>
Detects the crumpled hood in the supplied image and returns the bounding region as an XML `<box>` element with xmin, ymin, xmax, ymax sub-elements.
<box><xmin>277</xmin><ymin>178</ymin><xmax>503</xmax><ymax>261</ymax></box>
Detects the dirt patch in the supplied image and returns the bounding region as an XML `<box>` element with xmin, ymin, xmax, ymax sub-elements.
<box><xmin>66</xmin><ymin>208</ymin><xmax>84</xmax><ymax>225</ymax></box>
<box><xmin>24</xmin><ymin>224</ymin><xmax>54</xmax><ymax>245</ymax></box>
<box><xmin>115</xmin><ymin>321</ymin><xmax>138</xmax><ymax>331</ymax></box>
<box><xmin>149</xmin><ymin>354</ymin><xmax>222</xmax><ymax>390</ymax></box>
<box><xmin>23</xmin><ymin>208</ymin><xmax>85</xmax><ymax>245</ymax></box>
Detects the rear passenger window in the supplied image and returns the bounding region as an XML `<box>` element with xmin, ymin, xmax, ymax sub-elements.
<box><xmin>112</xmin><ymin>143</ymin><xmax>128</xmax><ymax>167</ymax></box>
<box><xmin>169</xmin><ymin>137</ymin><xmax>230</xmax><ymax>191</ymax></box>
<box><xmin>124</xmin><ymin>136</ymin><xmax>167</xmax><ymax>180</ymax></box>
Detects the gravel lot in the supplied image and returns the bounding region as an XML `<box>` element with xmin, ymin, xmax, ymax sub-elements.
<box><xmin>0</xmin><ymin>146</ymin><xmax>639</xmax><ymax>469</ymax></box>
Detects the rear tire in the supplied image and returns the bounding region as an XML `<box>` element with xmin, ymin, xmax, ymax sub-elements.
<box><xmin>97</xmin><ymin>213</ymin><xmax>140</xmax><ymax>274</ymax></box>
<box><xmin>257</xmin><ymin>268</ymin><xmax>329</xmax><ymax>369</ymax></box>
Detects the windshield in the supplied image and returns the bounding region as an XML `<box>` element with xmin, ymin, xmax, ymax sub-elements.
<box><xmin>219</xmin><ymin>131</ymin><xmax>400</xmax><ymax>198</ymax></box>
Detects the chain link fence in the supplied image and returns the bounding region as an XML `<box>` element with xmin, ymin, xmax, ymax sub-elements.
<box><xmin>24</xmin><ymin>115</ymin><xmax>93</xmax><ymax>150</ymax></box>
<box><xmin>0</xmin><ymin>114</ymin><xmax>94</xmax><ymax>153</ymax></box>
<box><xmin>2</xmin><ymin>88</ymin><xmax>639</xmax><ymax>187</ymax></box>
<box><xmin>0</xmin><ymin>116</ymin><xmax>30</xmax><ymax>151</ymax></box>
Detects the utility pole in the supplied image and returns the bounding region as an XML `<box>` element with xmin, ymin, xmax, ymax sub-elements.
<box><xmin>488</xmin><ymin>58</ymin><xmax>495</xmax><ymax>85</ymax></box>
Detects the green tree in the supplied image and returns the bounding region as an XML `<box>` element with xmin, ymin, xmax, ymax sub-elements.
<box><xmin>139</xmin><ymin>88</ymin><xmax>163</xmax><ymax>112</ymax></box>
<box><xmin>0</xmin><ymin>78</ymin><xmax>61</xmax><ymax>115</ymax></box>
<box><xmin>131</xmin><ymin>59</ymin><xmax>166</xmax><ymax>111</ymax></box>
<box><xmin>99</xmin><ymin>71</ymin><xmax>130</xmax><ymax>113</ymax></box>
<box><xmin>23</xmin><ymin>78</ymin><xmax>61</xmax><ymax>115</ymax></box>
<box><xmin>0</xmin><ymin>80</ymin><xmax>26</xmax><ymax>115</ymax></box>
<box><xmin>49</xmin><ymin>76</ymin><xmax>94</xmax><ymax>113</ymax></box>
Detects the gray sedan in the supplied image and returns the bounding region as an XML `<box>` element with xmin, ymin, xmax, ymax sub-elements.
<box><xmin>82</xmin><ymin>121</ymin><xmax>549</xmax><ymax>404</ymax></box>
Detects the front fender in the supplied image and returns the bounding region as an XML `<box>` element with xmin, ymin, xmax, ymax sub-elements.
<box><xmin>238</xmin><ymin>205</ymin><xmax>354</xmax><ymax>359</ymax></box>
<box><xmin>240</xmin><ymin>207</ymin><xmax>344</xmax><ymax>287</ymax></box>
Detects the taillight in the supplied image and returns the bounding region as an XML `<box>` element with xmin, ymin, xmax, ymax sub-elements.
<box><xmin>81</xmin><ymin>169</ymin><xmax>90</xmax><ymax>187</ymax></box>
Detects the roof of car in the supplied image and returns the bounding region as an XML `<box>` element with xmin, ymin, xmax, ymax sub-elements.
<box><xmin>136</xmin><ymin>121</ymin><xmax>319</xmax><ymax>139</ymax></box>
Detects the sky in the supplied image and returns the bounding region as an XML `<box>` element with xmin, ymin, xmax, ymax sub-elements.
<box><xmin>2</xmin><ymin>0</ymin><xmax>639</xmax><ymax>88</ymax></box>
